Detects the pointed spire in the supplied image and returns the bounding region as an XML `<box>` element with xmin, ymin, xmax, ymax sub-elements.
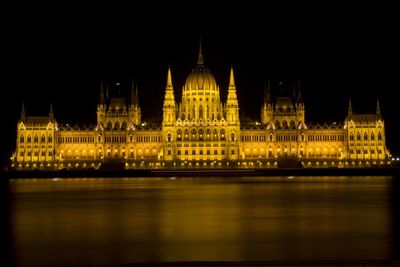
<box><xmin>266</xmin><ymin>79</ymin><xmax>272</xmax><ymax>103</ymax></box>
<box><xmin>297</xmin><ymin>80</ymin><xmax>302</xmax><ymax>102</ymax></box>
<box><xmin>105</xmin><ymin>83</ymin><xmax>109</xmax><ymax>101</ymax></box>
<box><xmin>166</xmin><ymin>66</ymin><xmax>173</xmax><ymax>90</ymax></box>
<box><xmin>131</xmin><ymin>78</ymin><xmax>136</xmax><ymax>105</ymax></box>
<box><xmin>49</xmin><ymin>103</ymin><xmax>54</xmax><ymax>121</ymax></box>
<box><xmin>100</xmin><ymin>79</ymin><xmax>105</xmax><ymax>104</ymax></box>
<box><xmin>135</xmin><ymin>85</ymin><xmax>139</xmax><ymax>106</ymax></box>
<box><xmin>20</xmin><ymin>102</ymin><xmax>25</xmax><ymax>122</ymax></box>
<box><xmin>263</xmin><ymin>84</ymin><xmax>267</xmax><ymax>104</ymax></box>
<box><xmin>376</xmin><ymin>99</ymin><xmax>380</xmax><ymax>115</ymax></box>
<box><xmin>197</xmin><ymin>37</ymin><xmax>204</xmax><ymax>66</ymax></box>
<box><xmin>348</xmin><ymin>99</ymin><xmax>352</xmax><ymax>116</ymax></box>
<box><xmin>229</xmin><ymin>66</ymin><xmax>235</xmax><ymax>88</ymax></box>
<box><xmin>164</xmin><ymin>66</ymin><xmax>175</xmax><ymax>105</ymax></box>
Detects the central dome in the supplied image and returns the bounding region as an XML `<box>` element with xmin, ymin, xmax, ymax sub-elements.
<box><xmin>184</xmin><ymin>42</ymin><xmax>218</xmax><ymax>92</ymax></box>
<box><xmin>185</xmin><ymin>66</ymin><xmax>218</xmax><ymax>91</ymax></box>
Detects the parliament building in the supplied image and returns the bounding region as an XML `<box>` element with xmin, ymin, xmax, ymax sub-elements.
<box><xmin>10</xmin><ymin>44</ymin><xmax>391</xmax><ymax>170</ymax></box>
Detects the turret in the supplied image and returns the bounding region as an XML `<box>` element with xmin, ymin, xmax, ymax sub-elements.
<box><xmin>97</xmin><ymin>80</ymin><xmax>107</xmax><ymax>127</ymax></box>
<box><xmin>348</xmin><ymin>99</ymin><xmax>352</xmax><ymax>117</ymax></box>
<box><xmin>376</xmin><ymin>99</ymin><xmax>381</xmax><ymax>116</ymax></box>
<box><xmin>162</xmin><ymin>66</ymin><xmax>177</xmax><ymax>161</ymax></box>
<box><xmin>226</xmin><ymin>66</ymin><xmax>239</xmax><ymax>125</ymax></box>
<box><xmin>129</xmin><ymin>79</ymin><xmax>141</xmax><ymax>125</ymax></box>
<box><xmin>49</xmin><ymin>103</ymin><xmax>54</xmax><ymax>121</ymax></box>
<box><xmin>295</xmin><ymin>80</ymin><xmax>305</xmax><ymax>123</ymax></box>
<box><xmin>162</xmin><ymin>66</ymin><xmax>176</xmax><ymax>125</ymax></box>
<box><xmin>99</xmin><ymin>80</ymin><xmax>105</xmax><ymax>105</ymax></box>
<box><xmin>261</xmin><ymin>80</ymin><xmax>273</xmax><ymax>124</ymax></box>
<box><xmin>20</xmin><ymin>102</ymin><xmax>25</xmax><ymax>122</ymax></box>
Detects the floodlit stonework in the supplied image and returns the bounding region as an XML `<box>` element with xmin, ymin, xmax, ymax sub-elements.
<box><xmin>10</xmin><ymin>43</ymin><xmax>391</xmax><ymax>170</ymax></box>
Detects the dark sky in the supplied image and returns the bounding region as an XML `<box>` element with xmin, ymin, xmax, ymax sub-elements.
<box><xmin>2</xmin><ymin>3</ymin><xmax>399</xmax><ymax>166</ymax></box>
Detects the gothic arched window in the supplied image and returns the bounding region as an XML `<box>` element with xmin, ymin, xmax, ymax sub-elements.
<box><xmin>371</xmin><ymin>132</ymin><xmax>375</xmax><ymax>140</ymax></box>
<box><xmin>167</xmin><ymin>133</ymin><xmax>172</xmax><ymax>142</ymax></box>
<box><xmin>34</xmin><ymin>135</ymin><xmax>38</xmax><ymax>143</ymax></box>
<box><xmin>357</xmin><ymin>133</ymin><xmax>361</xmax><ymax>141</ymax></box>
<box><xmin>378</xmin><ymin>132</ymin><xmax>382</xmax><ymax>140</ymax></box>
<box><xmin>20</xmin><ymin>135</ymin><xmax>24</xmax><ymax>143</ymax></box>
<box><xmin>41</xmin><ymin>135</ymin><xmax>46</xmax><ymax>143</ymax></box>
<box><xmin>48</xmin><ymin>135</ymin><xmax>52</xmax><ymax>142</ymax></box>
<box><xmin>230</xmin><ymin>133</ymin><xmax>235</xmax><ymax>141</ymax></box>
<box><xmin>364</xmin><ymin>132</ymin><xmax>368</xmax><ymax>140</ymax></box>
<box><xmin>27</xmin><ymin>135</ymin><xmax>31</xmax><ymax>143</ymax></box>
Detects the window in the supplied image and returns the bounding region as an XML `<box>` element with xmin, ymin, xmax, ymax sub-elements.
<box><xmin>20</xmin><ymin>135</ymin><xmax>24</xmax><ymax>143</ymax></box>
<box><xmin>364</xmin><ymin>132</ymin><xmax>368</xmax><ymax>140</ymax></box>
<box><xmin>167</xmin><ymin>150</ymin><xmax>171</xmax><ymax>155</ymax></box>
<box><xmin>177</xmin><ymin>150</ymin><xmax>181</xmax><ymax>155</ymax></box>
<box><xmin>214</xmin><ymin>150</ymin><xmax>218</xmax><ymax>155</ymax></box>
<box><xmin>221</xmin><ymin>150</ymin><xmax>225</xmax><ymax>155</ymax></box>
<box><xmin>371</xmin><ymin>133</ymin><xmax>375</xmax><ymax>140</ymax></box>
<box><xmin>231</xmin><ymin>150</ymin><xmax>235</xmax><ymax>155</ymax></box>
<box><xmin>20</xmin><ymin>152</ymin><xmax>24</xmax><ymax>156</ymax></box>
<box><xmin>27</xmin><ymin>136</ymin><xmax>32</xmax><ymax>142</ymax></box>
<box><xmin>41</xmin><ymin>135</ymin><xmax>46</xmax><ymax>142</ymax></box>
<box><xmin>41</xmin><ymin>151</ymin><xmax>45</xmax><ymax>156</ymax></box>
<box><xmin>207</xmin><ymin>150</ymin><xmax>210</xmax><ymax>155</ymax></box>
<box><xmin>167</xmin><ymin>133</ymin><xmax>172</xmax><ymax>142</ymax></box>
<box><xmin>357</xmin><ymin>133</ymin><xmax>361</xmax><ymax>141</ymax></box>
<box><xmin>350</xmin><ymin>134</ymin><xmax>354</xmax><ymax>141</ymax></box>
<box><xmin>192</xmin><ymin>150</ymin><xmax>195</xmax><ymax>155</ymax></box>
<box><xmin>230</xmin><ymin>133</ymin><xmax>235</xmax><ymax>141</ymax></box>
<box><xmin>378</xmin><ymin>132</ymin><xmax>382</xmax><ymax>140</ymax></box>
<box><xmin>34</xmin><ymin>136</ymin><xmax>39</xmax><ymax>143</ymax></box>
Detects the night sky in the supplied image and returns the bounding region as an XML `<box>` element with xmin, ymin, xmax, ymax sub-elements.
<box><xmin>2</xmin><ymin>4</ymin><xmax>399</xmax><ymax>166</ymax></box>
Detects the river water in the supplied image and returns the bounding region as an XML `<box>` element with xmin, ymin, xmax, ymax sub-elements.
<box><xmin>1</xmin><ymin>176</ymin><xmax>399</xmax><ymax>266</ymax></box>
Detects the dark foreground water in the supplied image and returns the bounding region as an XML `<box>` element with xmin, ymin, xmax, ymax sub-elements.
<box><xmin>1</xmin><ymin>176</ymin><xmax>399</xmax><ymax>266</ymax></box>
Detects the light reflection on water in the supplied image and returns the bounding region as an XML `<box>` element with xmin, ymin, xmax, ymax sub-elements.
<box><xmin>6</xmin><ymin>176</ymin><xmax>396</xmax><ymax>266</ymax></box>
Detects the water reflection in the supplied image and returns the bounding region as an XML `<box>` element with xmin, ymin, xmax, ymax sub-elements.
<box><xmin>5</xmin><ymin>176</ymin><xmax>398</xmax><ymax>266</ymax></box>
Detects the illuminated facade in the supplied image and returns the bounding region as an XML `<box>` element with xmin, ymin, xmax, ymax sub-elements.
<box><xmin>11</xmin><ymin>44</ymin><xmax>391</xmax><ymax>169</ymax></box>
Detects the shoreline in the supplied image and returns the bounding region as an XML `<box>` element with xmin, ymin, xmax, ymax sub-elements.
<box><xmin>2</xmin><ymin>167</ymin><xmax>400</xmax><ymax>179</ymax></box>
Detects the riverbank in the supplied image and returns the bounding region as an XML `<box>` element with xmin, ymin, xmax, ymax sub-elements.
<box><xmin>2</xmin><ymin>167</ymin><xmax>400</xmax><ymax>179</ymax></box>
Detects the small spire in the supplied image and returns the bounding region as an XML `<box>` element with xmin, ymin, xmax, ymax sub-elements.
<box><xmin>20</xmin><ymin>102</ymin><xmax>25</xmax><ymax>122</ymax></box>
<box><xmin>100</xmin><ymin>79</ymin><xmax>105</xmax><ymax>104</ymax></box>
<box><xmin>167</xmin><ymin>66</ymin><xmax>173</xmax><ymax>89</ymax></box>
<box><xmin>135</xmin><ymin>85</ymin><xmax>139</xmax><ymax>106</ymax></box>
<box><xmin>376</xmin><ymin>99</ymin><xmax>380</xmax><ymax>115</ymax></box>
<box><xmin>297</xmin><ymin>80</ymin><xmax>302</xmax><ymax>102</ymax></box>
<box><xmin>131</xmin><ymin>78</ymin><xmax>135</xmax><ymax>105</ymax></box>
<box><xmin>105</xmin><ymin>83</ymin><xmax>109</xmax><ymax>100</ymax></box>
<box><xmin>229</xmin><ymin>66</ymin><xmax>235</xmax><ymax>88</ymax></box>
<box><xmin>348</xmin><ymin>99</ymin><xmax>352</xmax><ymax>116</ymax></box>
<box><xmin>49</xmin><ymin>103</ymin><xmax>54</xmax><ymax>121</ymax></box>
<box><xmin>266</xmin><ymin>79</ymin><xmax>272</xmax><ymax>103</ymax></box>
<box><xmin>263</xmin><ymin>84</ymin><xmax>267</xmax><ymax>104</ymax></box>
<box><xmin>197</xmin><ymin>37</ymin><xmax>204</xmax><ymax>66</ymax></box>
